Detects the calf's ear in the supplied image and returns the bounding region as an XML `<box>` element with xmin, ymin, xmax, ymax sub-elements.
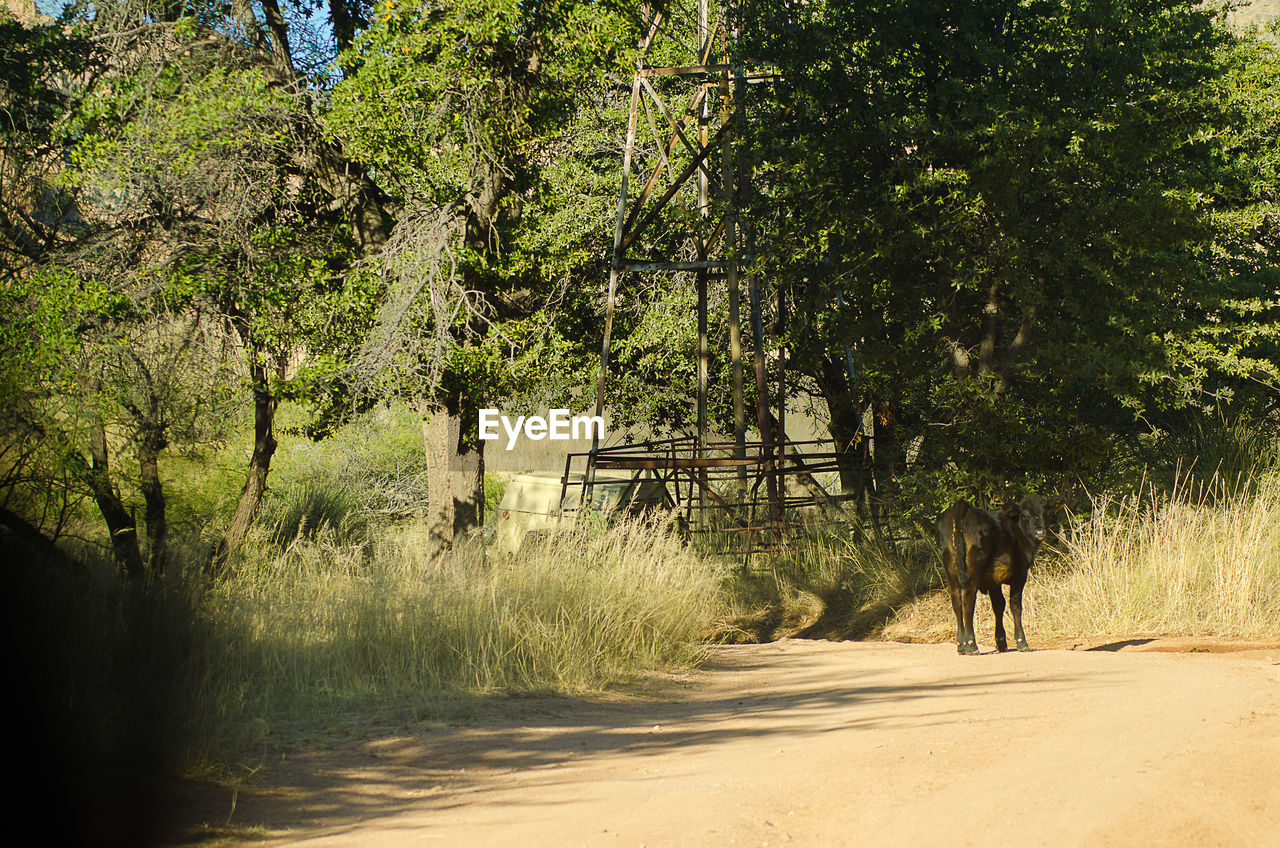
<box><xmin>1000</xmin><ymin>502</ymin><xmax>1021</xmax><ymax>518</ymax></box>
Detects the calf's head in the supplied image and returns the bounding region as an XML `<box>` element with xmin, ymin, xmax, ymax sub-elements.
<box><xmin>1002</xmin><ymin>495</ymin><xmax>1047</xmax><ymax>548</ymax></box>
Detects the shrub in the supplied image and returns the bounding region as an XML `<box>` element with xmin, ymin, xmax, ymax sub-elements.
<box><xmin>266</xmin><ymin>480</ymin><xmax>367</xmax><ymax>549</ymax></box>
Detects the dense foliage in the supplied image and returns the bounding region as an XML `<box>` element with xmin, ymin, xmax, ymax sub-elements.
<box><xmin>2</xmin><ymin>0</ymin><xmax>1279</xmax><ymax>562</ymax></box>
<box><xmin>736</xmin><ymin>0</ymin><xmax>1280</xmax><ymax>520</ymax></box>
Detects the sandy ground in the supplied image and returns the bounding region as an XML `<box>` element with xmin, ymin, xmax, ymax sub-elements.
<box><xmin>178</xmin><ymin>639</ymin><xmax>1280</xmax><ymax>848</ymax></box>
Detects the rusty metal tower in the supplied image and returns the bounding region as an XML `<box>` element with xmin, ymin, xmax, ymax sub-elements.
<box><xmin>580</xmin><ymin>1</ymin><xmax>847</xmax><ymax>551</ymax></box>
<box><xmin>591</xmin><ymin>1</ymin><xmax>749</xmax><ymax>439</ymax></box>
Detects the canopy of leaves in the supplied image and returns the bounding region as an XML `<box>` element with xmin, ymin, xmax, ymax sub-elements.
<box><xmin>324</xmin><ymin>1</ymin><xmax>640</xmax><ymax>416</ymax></box>
<box><xmin>737</xmin><ymin>0</ymin><xmax>1280</xmax><ymax>506</ymax></box>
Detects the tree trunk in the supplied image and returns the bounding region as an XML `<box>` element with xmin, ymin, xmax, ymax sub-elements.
<box><xmin>209</xmin><ymin>362</ymin><xmax>278</xmax><ymax>573</ymax></box>
<box><xmin>0</xmin><ymin>506</ymin><xmax>80</xmax><ymax>571</ymax></box>
<box><xmin>86</xmin><ymin>419</ymin><xmax>144</xmax><ymax>577</ymax></box>
<box><xmin>137</xmin><ymin>427</ymin><xmax>167</xmax><ymax>576</ymax></box>
<box><xmin>415</xmin><ymin>150</ymin><xmax>499</xmax><ymax>553</ymax></box>
<box><xmin>867</xmin><ymin>389</ymin><xmax>903</xmax><ymax>546</ymax></box>
<box><xmin>421</xmin><ymin>404</ymin><xmax>485</xmax><ymax>554</ymax></box>
<box><xmin>818</xmin><ymin>354</ymin><xmax>871</xmax><ymax>516</ymax></box>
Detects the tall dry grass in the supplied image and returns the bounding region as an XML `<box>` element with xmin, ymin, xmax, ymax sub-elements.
<box><xmin>716</xmin><ymin>531</ymin><xmax>943</xmax><ymax>641</ymax></box>
<box><xmin>191</xmin><ymin>516</ymin><xmax>722</xmax><ymax>759</ymax></box>
<box><xmin>1034</xmin><ymin>475</ymin><xmax>1280</xmax><ymax>639</ymax></box>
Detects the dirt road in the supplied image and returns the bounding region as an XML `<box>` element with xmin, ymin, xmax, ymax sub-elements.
<box><xmin>205</xmin><ymin>640</ymin><xmax>1280</xmax><ymax>847</ymax></box>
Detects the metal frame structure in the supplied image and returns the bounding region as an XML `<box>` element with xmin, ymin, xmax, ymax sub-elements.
<box><xmin>569</xmin><ymin>438</ymin><xmax>851</xmax><ymax>556</ymax></box>
<box><xmin>585</xmin><ymin>1</ymin><xmax>853</xmax><ymax>554</ymax></box>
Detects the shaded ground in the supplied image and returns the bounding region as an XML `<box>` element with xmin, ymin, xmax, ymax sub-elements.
<box><xmin>165</xmin><ymin>638</ymin><xmax>1280</xmax><ymax>847</ymax></box>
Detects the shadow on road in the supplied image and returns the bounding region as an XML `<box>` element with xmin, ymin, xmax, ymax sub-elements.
<box><xmin>1087</xmin><ymin>639</ymin><xmax>1156</xmax><ymax>652</ymax></box>
<box><xmin>160</xmin><ymin>644</ymin><xmax>1091</xmax><ymax>844</ymax></box>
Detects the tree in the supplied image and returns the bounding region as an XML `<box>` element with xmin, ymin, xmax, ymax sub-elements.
<box><xmin>737</xmin><ymin>0</ymin><xmax>1278</xmax><ymax>517</ymax></box>
<box><xmin>4</xmin><ymin>0</ymin><xmax>644</xmax><ymax>565</ymax></box>
<box><xmin>0</xmin><ymin>0</ymin><xmax>393</xmax><ymax>569</ymax></box>
<box><xmin>0</xmin><ymin>8</ymin><xmax>156</xmax><ymax>570</ymax></box>
<box><xmin>0</xmin><ymin>2</ymin><xmax>94</xmax><ymax>277</ymax></box>
<box><xmin>325</xmin><ymin>0</ymin><xmax>638</xmax><ymax>545</ymax></box>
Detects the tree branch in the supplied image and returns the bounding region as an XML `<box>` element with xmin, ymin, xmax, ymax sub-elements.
<box><xmin>995</xmin><ymin>303</ymin><xmax>1037</xmax><ymax>396</ymax></box>
<box><xmin>0</xmin><ymin>506</ymin><xmax>81</xmax><ymax>571</ymax></box>
<box><xmin>978</xmin><ymin>281</ymin><xmax>999</xmax><ymax>376</ymax></box>
<box><xmin>947</xmin><ymin>338</ymin><xmax>972</xmax><ymax>382</ymax></box>
<box><xmin>259</xmin><ymin>0</ymin><xmax>297</xmax><ymax>78</ymax></box>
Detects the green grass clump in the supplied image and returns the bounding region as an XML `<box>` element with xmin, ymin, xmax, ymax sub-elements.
<box><xmin>266</xmin><ymin>479</ymin><xmax>367</xmax><ymax>549</ymax></box>
<box><xmin>483</xmin><ymin>472</ymin><xmax>507</xmax><ymax>522</ymax></box>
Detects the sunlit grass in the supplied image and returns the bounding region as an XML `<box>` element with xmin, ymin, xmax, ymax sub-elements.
<box><xmin>188</xmin><ymin>516</ymin><xmax>723</xmax><ymax>761</ymax></box>
<box><xmin>1032</xmin><ymin>475</ymin><xmax>1280</xmax><ymax>639</ymax></box>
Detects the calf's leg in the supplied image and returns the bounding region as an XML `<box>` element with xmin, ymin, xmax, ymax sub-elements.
<box><xmin>943</xmin><ymin>541</ymin><xmax>978</xmax><ymax>655</ymax></box>
<box><xmin>959</xmin><ymin>583</ymin><xmax>979</xmax><ymax>655</ymax></box>
<box><xmin>946</xmin><ymin>580</ymin><xmax>962</xmax><ymax>630</ymax></box>
<box><xmin>947</xmin><ymin>584</ymin><xmax>972</xmax><ymax>655</ymax></box>
<box><xmin>1009</xmin><ymin>581</ymin><xmax>1030</xmax><ymax>651</ymax></box>
<box><xmin>989</xmin><ymin>587</ymin><xmax>1008</xmax><ymax>652</ymax></box>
